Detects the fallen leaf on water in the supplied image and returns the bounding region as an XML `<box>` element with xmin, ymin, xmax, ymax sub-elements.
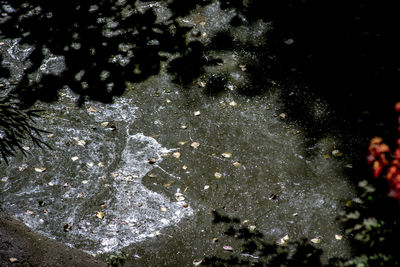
<box><xmin>82</xmin><ymin>180</ymin><xmax>89</xmax><ymax>184</ymax></box>
<box><xmin>182</xmin><ymin>165</ymin><xmax>188</xmax><ymax>170</ymax></box>
<box><xmin>160</xmin><ymin>207</ymin><xmax>167</xmax><ymax>212</ymax></box>
<box><xmin>239</xmin><ymin>65</ymin><xmax>247</xmax><ymax>71</ymax></box>
<box><xmin>229</xmin><ymin>101</ymin><xmax>237</xmax><ymax>107</ymax></box>
<box><xmin>332</xmin><ymin>150</ymin><xmax>343</xmax><ymax>157</ymax></box>
<box><xmin>19</xmin><ymin>164</ymin><xmax>28</xmax><ymax>171</ymax></box>
<box><xmin>47</xmin><ymin>133</ymin><xmax>54</xmax><ymax>138</ymax></box>
<box><xmin>292</xmin><ymin>213</ymin><xmax>299</xmax><ymax>216</ymax></box>
<box><xmin>98</xmin><ymin>162</ymin><xmax>105</xmax><ymax>167</ymax></box>
<box><xmin>163</xmin><ymin>183</ymin><xmax>171</xmax><ymax>187</ymax></box>
<box><xmin>276</xmin><ymin>235</ymin><xmax>289</xmax><ymax>246</ymax></box>
<box><xmin>26</xmin><ymin>210</ymin><xmax>34</xmax><ymax>215</ymax></box>
<box><xmin>335</xmin><ymin>234</ymin><xmax>343</xmax><ymax>240</ymax></box>
<box><xmin>101</xmin><ymin>121</ymin><xmax>109</xmax><ymax>127</ymax></box>
<box><xmin>178</xmin><ymin>141</ymin><xmax>188</xmax><ymax>146</ymax></box>
<box><xmin>88</xmin><ymin>106</ymin><xmax>97</xmax><ymax>112</ymax></box>
<box><xmin>76</xmin><ymin>140</ymin><xmax>86</xmax><ymax>146</ymax></box>
<box><xmin>86</xmin><ymin>162</ymin><xmax>94</xmax><ymax>168</ymax></box>
<box><xmin>279</xmin><ymin>113</ymin><xmax>287</xmax><ymax>118</ymax></box>
<box><xmin>248</xmin><ymin>225</ymin><xmax>256</xmax><ymax>231</ymax></box>
<box><xmin>204</xmin><ymin>185</ymin><xmax>210</xmax><ymax>190</ymax></box>
<box><xmin>96</xmin><ymin>211</ymin><xmax>104</xmax><ymax>219</ymax></box>
<box><xmin>198</xmin><ymin>81</ymin><xmax>206</xmax><ymax>88</ymax></box>
<box><xmin>191</xmin><ymin>142</ymin><xmax>200</xmax><ymax>148</ymax></box>
<box><xmin>311</xmin><ymin>238</ymin><xmax>321</xmax><ymax>244</ymax></box>
<box><xmin>232</xmin><ymin>161</ymin><xmax>241</xmax><ymax>167</ymax></box>
<box><xmin>173</xmin><ymin>152</ymin><xmax>181</xmax><ymax>159</ymax></box>
<box><xmin>166</xmin><ymin>98</ymin><xmax>171</xmax><ymax>103</ymax></box>
<box><xmin>214</xmin><ymin>172</ymin><xmax>222</xmax><ymax>179</ymax></box>
<box><xmin>194</xmin><ymin>111</ymin><xmax>201</xmax><ymax>116</ymax></box>
<box><xmin>9</xmin><ymin>258</ymin><xmax>18</xmax><ymax>263</ymax></box>
<box><xmin>242</xmin><ymin>220</ymin><xmax>249</xmax><ymax>224</ymax></box>
<box><xmin>180</xmin><ymin>125</ymin><xmax>188</xmax><ymax>129</ymax></box>
<box><xmin>193</xmin><ymin>259</ymin><xmax>203</xmax><ymax>266</ymax></box>
<box><xmin>223</xmin><ymin>245</ymin><xmax>233</xmax><ymax>251</ymax></box>
<box><xmin>35</xmin><ymin>167</ymin><xmax>46</xmax><ymax>172</ymax></box>
<box><xmin>175</xmin><ymin>192</ymin><xmax>185</xmax><ymax>202</ymax></box>
<box><xmin>221</xmin><ymin>152</ymin><xmax>232</xmax><ymax>158</ymax></box>
<box><xmin>71</xmin><ymin>156</ymin><xmax>79</xmax><ymax>161</ymax></box>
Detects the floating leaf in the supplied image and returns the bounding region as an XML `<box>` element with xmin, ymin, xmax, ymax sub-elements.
<box><xmin>101</xmin><ymin>121</ymin><xmax>109</xmax><ymax>127</ymax></box>
<box><xmin>180</xmin><ymin>125</ymin><xmax>188</xmax><ymax>129</ymax></box>
<box><xmin>292</xmin><ymin>213</ymin><xmax>298</xmax><ymax>217</ymax></box>
<box><xmin>311</xmin><ymin>238</ymin><xmax>321</xmax><ymax>244</ymax></box>
<box><xmin>197</xmin><ymin>81</ymin><xmax>206</xmax><ymax>87</ymax></box>
<box><xmin>182</xmin><ymin>165</ymin><xmax>188</xmax><ymax>170</ymax></box>
<box><xmin>35</xmin><ymin>167</ymin><xmax>46</xmax><ymax>172</ymax></box>
<box><xmin>82</xmin><ymin>180</ymin><xmax>89</xmax><ymax>184</ymax></box>
<box><xmin>229</xmin><ymin>101</ymin><xmax>237</xmax><ymax>107</ymax></box>
<box><xmin>204</xmin><ymin>185</ymin><xmax>210</xmax><ymax>190</ymax></box>
<box><xmin>96</xmin><ymin>211</ymin><xmax>104</xmax><ymax>219</ymax></box>
<box><xmin>279</xmin><ymin>113</ymin><xmax>287</xmax><ymax>118</ymax></box>
<box><xmin>166</xmin><ymin>98</ymin><xmax>171</xmax><ymax>103</ymax></box>
<box><xmin>221</xmin><ymin>152</ymin><xmax>232</xmax><ymax>158</ymax></box>
<box><xmin>215</xmin><ymin>172</ymin><xmax>222</xmax><ymax>179</ymax></box>
<box><xmin>47</xmin><ymin>133</ymin><xmax>54</xmax><ymax>138</ymax></box>
<box><xmin>160</xmin><ymin>207</ymin><xmax>167</xmax><ymax>212</ymax></box>
<box><xmin>173</xmin><ymin>152</ymin><xmax>181</xmax><ymax>159</ymax></box>
<box><xmin>88</xmin><ymin>106</ymin><xmax>98</xmax><ymax>112</ymax></box>
<box><xmin>9</xmin><ymin>258</ymin><xmax>18</xmax><ymax>263</ymax></box>
<box><xmin>193</xmin><ymin>259</ymin><xmax>203</xmax><ymax>266</ymax></box>
<box><xmin>335</xmin><ymin>234</ymin><xmax>343</xmax><ymax>240</ymax></box>
<box><xmin>86</xmin><ymin>162</ymin><xmax>94</xmax><ymax>167</ymax></box>
<box><xmin>178</xmin><ymin>141</ymin><xmax>188</xmax><ymax>146</ymax></box>
<box><xmin>98</xmin><ymin>162</ymin><xmax>105</xmax><ymax>167</ymax></box>
<box><xmin>248</xmin><ymin>225</ymin><xmax>256</xmax><ymax>231</ymax></box>
<box><xmin>191</xmin><ymin>142</ymin><xmax>200</xmax><ymax>148</ymax></box>
<box><xmin>332</xmin><ymin>150</ymin><xmax>343</xmax><ymax>157</ymax></box>
<box><xmin>232</xmin><ymin>161</ymin><xmax>241</xmax><ymax>167</ymax></box>
<box><xmin>76</xmin><ymin>139</ymin><xmax>86</xmax><ymax>146</ymax></box>
<box><xmin>71</xmin><ymin>156</ymin><xmax>79</xmax><ymax>161</ymax></box>
<box><xmin>26</xmin><ymin>210</ymin><xmax>34</xmax><ymax>215</ymax></box>
<box><xmin>277</xmin><ymin>235</ymin><xmax>289</xmax><ymax>245</ymax></box>
<box><xmin>194</xmin><ymin>111</ymin><xmax>201</xmax><ymax>116</ymax></box>
<box><xmin>223</xmin><ymin>245</ymin><xmax>233</xmax><ymax>251</ymax></box>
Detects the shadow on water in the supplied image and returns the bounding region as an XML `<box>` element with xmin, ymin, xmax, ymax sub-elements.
<box><xmin>201</xmin><ymin>211</ymin><xmax>337</xmax><ymax>266</ymax></box>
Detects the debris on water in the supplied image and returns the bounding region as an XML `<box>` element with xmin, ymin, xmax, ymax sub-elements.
<box><xmin>180</xmin><ymin>125</ymin><xmax>188</xmax><ymax>129</ymax></box>
<box><xmin>269</xmin><ymin>194</ymin><xmax>277</xmax><ymax>200</ymax></box>
<box><xmin>276</xmin><ymin>235</ymin><xmax>289</xmax><ymax>246</ymax></box>
<box><xmin>111</xmin><ymin>172</ymin><xmax>119</xmax><ymax>178</ymax></box>
<box><xmin>48</xmin><ymin>181</ymin><xmax>54</xmax><ymax>186</ymax></box>
<box><xmin>214</xmin><ymin>172</ymin><xmax>222</xmax><ymax>179</ymax></box>
<box><xmin>284</xmin><ymin>38</ymin><xmax>294</xmax><ymax>45</ymax></box>
<box><xmin>279</xmin><ymin>113</ymin><xmax>287</xmax><ymax>119</ymax></box>
<box><xmin>204</xmin><ymin>185</ymin><xmax>210</xmax><ymax>190</ymax></box>
<box><xmin>35</xmin><ymin>167</ymin><xmax>46</xmax><ymax>172</ymax></box>
<box><xmin>311</xmin><ymin>237</ymin><xmax>321</xmax><ymax>244</ymax></box>
<box><xmin>292</xmin><ymin>213</ymin><xmax>298</xmax><ymax>217</ymax></box>
<box><xmin>323</xmin><ymin>154</ymin><xmax>330</xmax><ymax>159</ymax></box>
<box><xmin>87</xmin><ymin>106</ymin><xmax>98</xmax><ymax>112</ymax></box>
<box><xmin>63</xmin><ymin>223</ymin><xmax>72</xmax><ymax>232</ymax></box>
<box><xmin>197</xmin><ymin>81</ymin><xmax>206</xmax><ymax>88</ymax></box>
<box><xmin>194</xmin><ymin>111</ymin><xmax>201</xmax><ymax>116</ymax></box>
<box><xmin>212</xmin><ymin>238</ymin><xmax>219</xmax><ymax>243</ymax></box>
<box><xmin>191</xmin><ymin>142</ymin><xmax>200</xmax><ymax>148</ymax></box>
<box><xmin>221</xmin><ymin>152</ymin><xmax>232</xmax><ymax>158</ymax></box>
<box><xmin>175</xmin><ymin>192</ymin><xmax>185</xmax><ymax>202</ymax></box>
<box><xmin>173</xmin><ymin>152</ymin><xmax>181</xmax><ymax>159</ymax></box>
<box><xmin>26</xmin><ymin>210</ymin><xmax>34</xmax><ymax>215</ymax></box>
<box><xmin>232</xmin><ymin>161</ymin><xmax>241</xmax><ymax>167</ymax></box>
<box><xmin>242</xmin><ymin>219</ymin><xmax>249</xmax><ymax>224</ymax></box>
<box><xmin>160</xmin><ymin>207</ymin><xmax>167</xmax><ymax>212</ymax></box>
<box><xmin>335</xmin><ymin>234</ymin><xmax>343</xmax><ymax>240</ymax></box>
<box><xmin>148</xmin><ymin>173</ymin><xmax>157</xmax><ymax>178</ymax></box>
<box><xmin>332</xmin><ymin>150</ymin><xmax>343</xmax><ymax>157</ymax></box>
<box><xmin>101</xmin><ymin>121</ymin><xmax>109</xmax><ymax>127</ymax></box>
<box><xmin>178</xmin><ymin>141</ymin><xmax>188</xmax><ymax>146</ymax></box>
<box><xmin>248</xmin><ymin>225</ymin><xmax>256</xmax><ymax>231</ymax></box>
<box><xmin>98</xmin><ymin>162</ymin><xmax>105</xmax><ymax>167</ymax></box>
<box><xmin>63</xmin><ymin>182</ymin><xmax>68</xmax><ymax>187</ymax></box>
<box><xmin>82</xmin><ymin>180</ymin><xmax>89</xmax><ymax>184</ymax></box>
<box><xmin>86</xmin><ymin>162</ymin><xmax>94</xmax><ymax>167</ymax></box>
<box><xmin>223</xmin><ymin>245</ymin><xmax>233</xmax><ymax>251</ymax></box>
<box><xmin>96</xmin><ymin>211</ymin><xmax>104</xmax><ymax>219</ymax></box>
<box><xmin>183</xmin><ymin>203</ymin><xmax>189</xmax><ymax>208</ymax></box>
<box><xmin>18</xmin><ymin>164</ymin><xmax>28</xmax><ymax>171</ymax></box>
<box><xmin>346</xmin><ymin>164</ymin><xmax>353</xmax><ymax>169</ymax></box>
<box><xmin>9</xmin><ymin>258</ymin><xmax>18</xmax><ymax>263</ymax></box>
<box><xmin>38</xmin><ymin>200</ymin><xmax>45</xmax><ymax>207</ymax></box>
<box><xmin>193</xmin><ymin>259</ymin><xmax>203</xmax><ymax>266</ymax></box>
<box><xmin>1</xmin><ymin>177</ymin><xmax>8</xmax><ymax>182</ymax></box>
<box><xmin>182</xmin><ymin>165</ymin><xmax>188</xmax><ymax>170</ymax></box>
<box><xmin>71</xmin><ymin>156</ymin><xmax>79</xmax><ymax>161</ymax></box>
<box><xmin>148</xmin><ymin>158</ymin><xmax>157</xmax><ymax>164</ymax></box>
<box><xmin>239</xmin><ymin>65</ymin><xmax>247</xmax><ymax>71</ymax></box>
<box><xmin>47</xmin><ymin>133</ymin><xmax>54</xmax><ymax>138</ymax></box>
<box><xmin>22</xmin><ymin>146</ymin><xmax>30</xmax><ymax>151</ymax></box>
<box><xmin>240</xmin><ymin>254</ymin><xmax>260</xmax><ymax>259</ymax></box>
<box><xmin>229</xmin><ymin>101</ymin><xmax>237</xmax><ymax>107</ymax></box>
<box><xmin>73</xmin><ymin>138</ymin><xmax>86</xmax><ymax>147</ymax></box>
